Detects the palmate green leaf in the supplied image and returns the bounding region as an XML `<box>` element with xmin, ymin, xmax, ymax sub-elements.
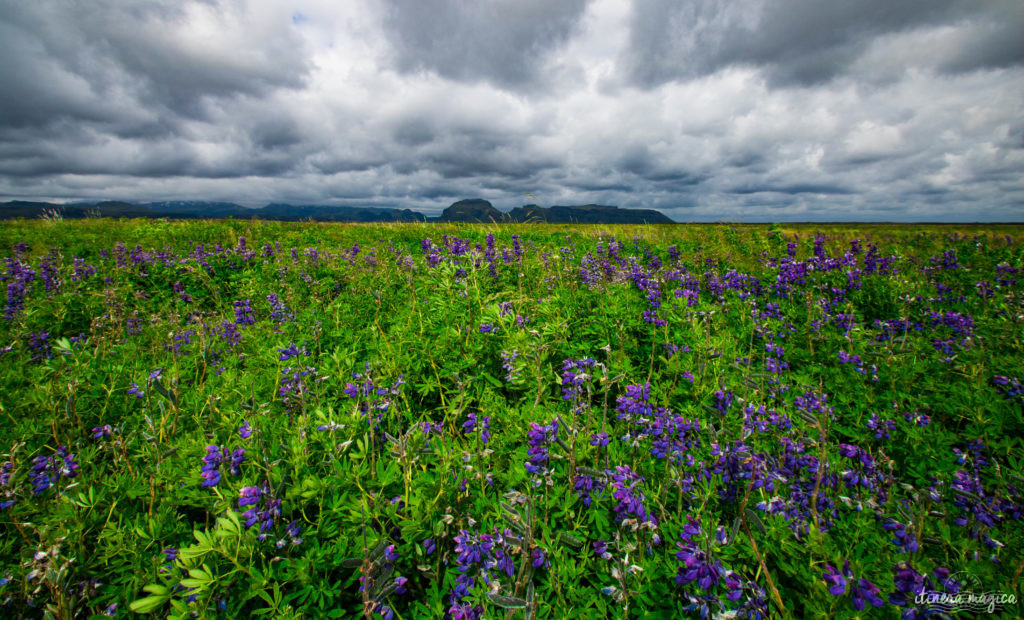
<box><xmin>217</xmin><ymin>510</ymin><xmax>241</xmax><ymax>535</ymax></box>
<box><xmin>129</xmin><ymin>593</ymin><xmax>170</xmax><ymax>614</ymax></box>
<box><xmin>481</xmin><ymin>372</ymin><xmax>503</xmax><ymax>388</ymax></box>
<box><xmin>5</xmin><ymin>220</ymin><xmax>1024</xmax><ymax>619</ymax></box>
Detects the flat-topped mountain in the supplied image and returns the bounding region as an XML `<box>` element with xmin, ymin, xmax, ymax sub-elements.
<box><xmin>437</xmin><ymin>199</ymin><xmax>505</xmax><ymax>223</ymax></box>
<box><xmin>507</xmin><ymin>203</ymin><xmax>673</xmax><ymax>224</ymax></box>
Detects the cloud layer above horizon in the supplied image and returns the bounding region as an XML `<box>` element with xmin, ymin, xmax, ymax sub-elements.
<box><xmin>1</xmin><ymin>0</ymin><xmax>1022</xmax><ymax>221</ymax></box>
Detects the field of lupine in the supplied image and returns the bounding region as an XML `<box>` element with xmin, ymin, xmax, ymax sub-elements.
<box><xmin>0</xmin><ymin>218</ymin><xmax>1022</xmax><ymax>619</ymax></box>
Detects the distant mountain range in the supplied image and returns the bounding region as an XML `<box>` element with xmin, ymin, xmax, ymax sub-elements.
<box><xmin>0</xmin><ymin>198</ymin><xmax>674</xmax><ymax>224</ymax></box>
<box><xmin>438</xmin><ymin>199</ymin><xmax>673</xmax><ymax>224</ymax></box>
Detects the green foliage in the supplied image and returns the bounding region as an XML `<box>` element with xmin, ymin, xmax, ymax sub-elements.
<box><xmin>0</xmin><ymin>220</ymin><xmax>1021</xmax><ymax>618</ymax></box>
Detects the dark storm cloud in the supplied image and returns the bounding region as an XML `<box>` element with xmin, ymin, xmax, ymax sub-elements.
<box><xmin>0</xmin><ymin>0</ymin><xmax>313</xmax><ymax>186</ymax></box>
<box><xmin>0</xmin><ymin>0</ymin><xmax>1021</xmax><ymax>221</ymax></box>
<box><xmin>376</xmin><ymin>0</ymin><xmax>590</xmax><ymax>91</ymax></box>
<box><xmin>0</xmin><ymin>1</ymin><xmax>310</xmax><ymax>126</ymax></box>
<box><xmin>619</xmin><ymin>0</ymin><xmax>1022</xmax><ymax>88</ymax></box>
<box><xmin>937</xmin><ymin>4</ymin><xmax>1024</xmax><ymax>73</ymax></box>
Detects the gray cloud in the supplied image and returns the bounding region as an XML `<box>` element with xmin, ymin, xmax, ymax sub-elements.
<box><xmin>618</xmin><ymin>0</ymin><xmax>1022</xmax><ymax>87</ymax></box>
<box><xmin>0</xmin><ymin>0</ymin><xmax>1021</xmax><ymax>221</ymax></box>
<box><xmin>0</xmin><ymin>1</ymin><xmax>310</xmax><ymax>128</ymax></box>
<box><xmin>375</xmin><ymin>0</ymin><xmax>590</xmax><ymax>91</ymax></box>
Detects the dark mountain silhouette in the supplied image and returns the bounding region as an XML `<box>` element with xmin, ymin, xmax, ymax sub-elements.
<box><xmin>437</xmin><ymin>199</ymin><xmax>504</xmax><ymax>222</ymax></box>
<box><xmin>0</xmin><ymin>201</ymin><xmax>425</xmax><ymax>222</ymax></box>
<box><xmin>1</xmin><ymin>198</ymin><xmax>673</xmax><ymax>223</ymax></box>
<box><xmin>507</xmin><ymin>203</ymin><xmax>673</xmax><ymax>224</ymax></box>
<box><xmin>146</xmin><ymin>201</ymin><xmax>252</xmax><ymax>217</ymax></box>
<box><xmin>259</xmin><ymin>204</ymin><xmax>426</xmax><ymax>222</ymax></box>
<box><xmin>436</xmin><ymin>199</ymin><xmax>673</xmax><ymax>223</ymax></box>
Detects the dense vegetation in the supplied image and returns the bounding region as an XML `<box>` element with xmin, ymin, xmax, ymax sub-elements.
<box><xmin>0</xmin><ymin>218</ymin><xmax>1021</xmax><ymax>619</ymax></box>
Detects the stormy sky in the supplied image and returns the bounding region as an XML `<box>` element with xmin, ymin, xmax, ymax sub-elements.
<box><xmin>1</xmin><ymin>0</ymin><xmax>1022</xmax><ymax>221</ymax></box>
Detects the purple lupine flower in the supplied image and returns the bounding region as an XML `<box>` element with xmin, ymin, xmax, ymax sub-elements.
<box><xmin>494</xmin><ymin>546</ymin><xmax>516</xmax><ymax>578</ymax></box>
<box><xmin>283</xmin><ymin>520</ymin><xmax>303</xmax><ymax>547</ymax></box>
<box><xmin>219</xmin><ymin>321</ymin><xmax>242</xmax><ymax>347</ymax></box>
<box><xmin>1</xmin><ymin>462</ymin><xmax>14</xmax><ymax>509</ymax></box>
<box><xmin>676</xmin><ymin>524</ymin><xmax>724</xmax><ymax>591</ymax></box>
<box><xmin>423</xmin><ymin>538</ymin><xmax>435</xmax><ymax>555</ymax></box>
<box><xmin>531</xmin><ymin>548</ymin><xmax>548</xmax><ymax>569</ymax></box>
<box><xmin>343</xmin><ymin>382</ymin><xmax>359</xmax><ymax>399</ymax></box>
<box><xmin>462</xmin><ymin>413</ymin><xmax>477</xmax><ymax>434</ymax></box>
<box><xmin>500</xmin><ymin>349</ymin><xmax>520</xmax><ymax>382</ymax></box>
<box><xmin>593</xmin><ymin>539</ymin><xmax>611</xmax><ymax>560</ymax></box>
<box><xmin>233</xmin><ymin>299</ymin><xmax>256</xmax><ymax>326</ymax></box>
<box><xmin>479</xmin><ymin>323</ymin><xmax>495</xmax><ymax>334</ymax></box>
<box><xmin>879</xmin><ymin>518</ymin><xmax>918</xmax><ymax>553</ymax></box>
<box><xmin>715</xmin><ymin>526</ymin><xmax>729</xmax><ymax>545</ymax></box>
<box><xmin>238</xmin><ymin>420</ymin><xmax>253</xmax><ymax>439</ymax></box>
<box><xmin>92</xmin><ymin>425</ymin><xmax>114</xmax><ymax>439</ymax></box>
<box><xmin>229</xmin><ymin>447</ymin><xmax>245</xmax><ymax>476</ymax></box>
<box><xmin>712</xmin><ymin>388</ymin><xmax>733</xmax><ymax>416</ymax></box>
<box><xmin>851</xmin><ymin>578</ymin><xmax>885</xmax><ymax>610</ymax></box>
<box><xmin>480</xmin><ymin>416</ymin><xmax>491</xmax><ymax>445</ymax></box>
<box><xmin>267</xmin><ymin>293</ymin><xmax>293</xmax><ymax>323</ymax></box>
<box><xmin>278</xmin><ymin>343</ymin><xmax>307</xmax><ymax>362</ymax></box>
<box><xmin>992</xmin><ymin>375</ymin><xmax>1023</xmax><ymax>403</ymax></box>
<box><xmin>279</xmin><ymin>366</ymin><xmax>315</xmax><ymax>405</ymax></box>
<box><xmin>452</xmin><ymin>529</ymin><xmax>490</xmax><ymax>570</ymax></box>
<box><xmin>172</xmin><ymin>280</ymin><xmax>192</xmax><ymax>303</ymax></box>
<box><xmin>890</xmin><ymin>563</ymin><xmax>926</xmax><ymax>607</ymax></box>
<box><xmin>238</xmin><ymin>486</ymin><xmax>262</xmax><ymax>507</ymax></box>
<box><xmin>524</xmin><ymin>419</ymin><xmax>559</xmax><ymax>476</ymax></box>
<box><xmin>589</xmin><ymin>432</ymin><xmax>609</xmax><ymax>447</ymax></box>
<box><xmin>200</xmin><ymin>445</ymin><xmax>224</xmax><ymax>487</ymax></box>
<box><xmin>242</xmin><ymin>489</ymin><xmax>281</xmax><ymax>534</ymax></box>
<box><xmin>609</xmin><ymin>466</ymin><xmax>654</xmax><ymax>524</ymax></box>
<box><xmin>447</xmin><ymin>603</ymin><xmax>484</xmax><ymax>620</ymax></box>
<box><xmin>29</xmin><ymin>447</ymin><xmax>78</xmax><ymax>495</ymax></box>
<box><xmin>822</xmin><ymin>564</ymin><xmax>847</xmax><ymax>596</ymax></box>
<box><xmin>616</xmin><ymin>383</ymin><xmax>653</xmax><ymax>421</ymax></box>
<box><xmin>573</xmin><ymin>473</ymin><xmax>605</xmax><ymax>507</ymax></box>
<box><xmin>127</xmin><ymin>383</ymin><xmax>145</xmax><ymax>399</ymax></box>
<box><xmin>680</xmin><ymin>515</ymin><xmax>701</xmax><ymax>543</ymax></box>
<box><xmin>393</xmin><ymin>576</ymin><xmax>409</xmax><ymax>595</ymax></box>
<box><xmin>866</xmin><ymin>412</ymin><xmax>895</xmax><ymax>440</ymax></box>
